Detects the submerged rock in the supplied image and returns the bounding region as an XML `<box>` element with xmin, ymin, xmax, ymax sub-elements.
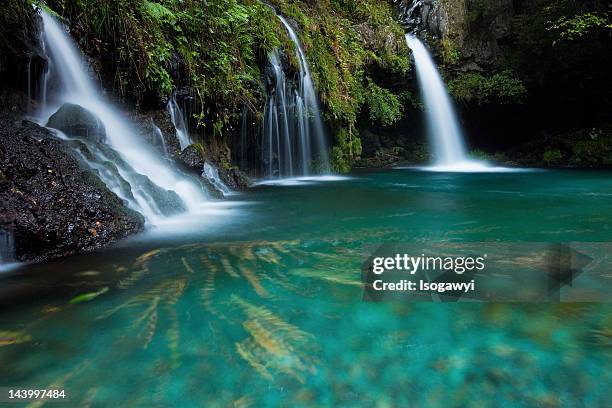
<box><xmin>47</xmin><ymin>103</ymin><xmax>107</xmax><ymax>143</ymax></box>
<box><xmin>0</xmin><ymin>117</ymin><xmax>144</xmax><ymax>262</ymax></box>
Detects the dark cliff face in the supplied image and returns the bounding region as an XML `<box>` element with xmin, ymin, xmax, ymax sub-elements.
<box><xmin>0</xmin><ymin>1</ymin><xmax>47</xmax><ymax>112</ymax></box>
<box><xmin>0</xmin><ymin>119</ymin><xmax>144</xmax><ymax>263</ymax></box>
<box><xmin>396</xmin><ymin>0</ymin><xmax>514</xmax><ymax>71</ymax></box>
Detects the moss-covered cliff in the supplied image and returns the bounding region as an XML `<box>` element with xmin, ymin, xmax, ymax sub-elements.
<box><xmin>2</xmin><ymin>0</ymin><xmax>611</xmax><ymax>172</ymax></box>
<box><xmin>29</xmin><ymin>0</ymin><xmax>411</xmax><ymax>171</ymax></box>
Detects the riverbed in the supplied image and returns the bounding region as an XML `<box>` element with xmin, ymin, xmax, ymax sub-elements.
<box><xmin>1</xmin><ymin>168</ymin><xmax>610</xmax><ymax>406</ymax></box>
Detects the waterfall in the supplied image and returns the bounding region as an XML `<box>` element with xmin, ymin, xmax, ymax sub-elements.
<box><xmin>394</xmin><ymin>0</ymin><xmax>426</xmax><ymax>32</ymax></box>
<box><xmin>167</xmin><ymin>95</ymin><xmax>191</xmax><ymax>150</ymax></box>
<box><xmin>406</xmin><ymin>34</ymin><xmax>487</xmax><ymax>171</ymax></box>
<box><xmin>264</xmin><ymin>50</ymin><xmax>295</xmax><ymax>176</ymax></box>
<box><xmin>261</xmin><ymin>12</ymin><xmax>329</xmax><ymax>178</ymax></box>
<box><xmin>150</xmin><ymin>119</ymin><xmax>169</xmax><ymax>157</ymax></box>
<box><xmin>202</xmin><ymin>162</ymin><xmax>231</xmax><ymax>196</ymax></box>
<box><xmin>40</xmin><ymin>10</ymin><xmax>206</xmax><ymax>223</ymax></box>
<box><xmin>239</xmin><ymin>106</ymin><xmax>248</xmax><ymax>169</ymax></box>
<box><xmin>0</xmin><ymin>230</ymin><xmax>15</xmax><ymax>264</ymax></box>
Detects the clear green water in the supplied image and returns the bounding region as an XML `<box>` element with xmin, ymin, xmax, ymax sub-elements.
<box><xmin>1</xmin><ymin>169</ymin><xmax>611</xmax><ymax>407</ymax></box>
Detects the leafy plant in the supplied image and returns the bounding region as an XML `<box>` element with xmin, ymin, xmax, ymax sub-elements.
<box><xmin>543</xmin><ymin>148</ymin><xmax>562</xmax><ymax>165</ymax></box>
<box><xmin>449</xmin><ymin>70</ymin><xmax>526</xmax><ymax>105</ymax></box>
<box><xmin>365</xmin><ymin>79</ymin><xmax>403</xmax><ymax>127</ymax></box>
<box><xmin>548</xmin><ymin>11</ymin><xmax>611</xmax><ymax>44</ymax></box>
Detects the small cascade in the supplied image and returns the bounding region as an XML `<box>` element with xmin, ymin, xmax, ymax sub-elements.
<box><xmin>235</xmin><ymin>106</ymin><xmax>259</xmax><ymax>172</ymax></box>
<box><xmin>405</xmin><ymin>34</ymin><xmax>486</xmax><ymax>171</ymax></box>
<box><xmin>202</xmin><ymin>162</ymin><xmax>231</xmax><ymax>196</ymax></box>
<box><xmin>239</xmin><ymin>106</ymin><xmax>248</xmax><ymax>169</ymax></box>
<box><xmin>394</xmin><ymin>0</ymin><xmax>426</xmax><ymax>32</ymax></box>
<box><xmin>150</xmin><ymin>119</ymin><xmax>169</xmax><ymax>157</ymax></box>
<box><xmin>260</xmin><ymin>12</ymin><xmax>329</xmax><ymax>178</ymax></box>
<box><xmin>40</xmin><ymin>10</ymin><xmax>207</xmax><ymax>223</ymax></box>
<box><xmin>27</xmin><ymin>58</ymin><xmax>32</xmax><ymax>109</ymax></box>
<box><xmin>25</xmin><ymin>50</ymin><xmax>49</xmax><ymax>118</ymax></box>
<box><xmin>264</xmin><ymin>50</ymin><xmax>296</xmax><ymax>176</ymax></box>
<box><xmin>0</xmin><ymin>230</ymin><xmax>15</xmax><ymax>264</ymax></box>
<box><xmin>167</xmin><ymin>95</ymin><xmax>191</xmax><ymax>150</ymax></box>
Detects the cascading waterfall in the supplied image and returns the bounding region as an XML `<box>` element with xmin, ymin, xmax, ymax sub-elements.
<box><xmin>261</xmin><ymin>12</ymin><xmax>330</xmax><ymax>178</ymax></box>
<box><xmin>202</xmin><ymin>162</ymin><xmax>231</xmax><ymax>196</ymax></box>
<box><xmin>150</xmin><ymin>119</ymin><xmax>169</xmax><ymax>157</ymax></box>
<box><xmin>167</xmin><ymin>95</ymin><xmax>191</xmax><ymax>150</ymax></box>
<box><xmin>167</xmin><ymin>95</ymin><xmax>235</xmax><ymax>195</ymax></box>
<box><xmin>394</xmin><ymin>0</ymin><xmax>425</xmax><ymax>29</ymax></box>
<box><xmin>406</xmin><ymin>34</ymin><xmax>487</xmax><ymax>171</ymax></box>
<box><xmin>264</xmin><ymin>50</ymin><xmax>296</xmax><ymax>176</ymax></box>
<box><xmin>0</xmin><ymin>230</ymin><xmax>15</xmax><ymax>264</ymax></box>
<box><xmin>239</xmin><ymin>106</ymin><xmax>248</xmax><ymax>169</ymax></box>
<box><xmin>40</xmin><ymin>10</ymin><xmax>206</xmax><ymax>223</ymax></box>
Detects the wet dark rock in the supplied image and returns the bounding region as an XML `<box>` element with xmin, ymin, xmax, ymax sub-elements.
<box><xmin>47</xmin><ymin>103</ymin><xmax>107</xmax><ymax>143</ymax></box>
<box><xmin>0</xmin><ymin>89</ymin><xmax>31</xmax><ymax>118</ymax></box>
<box><xmin>0</xmin><ymin>2</ymin><xmax>47</xmax><ymax>107</ymax></box>
<box><xmin>0</xmin><ymin>117</ymin><xmax>144</xmax><ymax>263</ymax></box>
<box><xmin>222</xmin><ymin>166</ymin><xmax>251</xmax><ymax>190</ymax></box>
<box><xmin>397</xmin><ymin>0</ymin><xmax>514</xmax><ymax>71</ymax></box>
<box><xmin>128</xmin><ymin>109</ymin><xmax>181</xmax><ymax>158</ymax></box>
<box><xmin>179</xmin><ymin>144</ymin><xmax>206</xmax><ymax>170</ymax></box>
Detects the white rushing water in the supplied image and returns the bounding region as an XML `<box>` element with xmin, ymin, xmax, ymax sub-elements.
<box><xmin>406</xmin><ymin>34</ymin><xmax>489</xmax><ymax>172</ymax></box>
<box><xmin>261</xmin><ymin>13</ymin><xmax>329</xmax><ymax>177</ymax></box>
<box><xmin>40</xmin><ymin>11</ymin><xmax>207</xmax><ymax>223</ymax></box>
<box><xmin>150</xmin><ymin>119</ymin><xmax>169</xmax><ymax>157</ymax></box>
<box><xmin>167</xmin><ymin>96</ymin><xmax>191</xmax><ymax>150</ymax></box>
<box><xmin>202</xmin><ymin>162</ymin><xmax>232</xmax><ymax>196</ymax></box>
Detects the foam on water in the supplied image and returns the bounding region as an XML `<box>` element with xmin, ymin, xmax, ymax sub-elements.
<box><xmin>253</xmin><ymin>175</ymin><xmax>352</xmax><ymax>186</ymax></box>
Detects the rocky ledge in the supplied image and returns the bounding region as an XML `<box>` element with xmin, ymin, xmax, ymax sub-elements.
<box><xmin>0</xmin><ymin>118</ymin><xmax>144</xmax><ymax>263</ymax></box>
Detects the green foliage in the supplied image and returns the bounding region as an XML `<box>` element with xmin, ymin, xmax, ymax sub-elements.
<box><xmin>365</xmin><ymin>79</ymin><xmax>403</xmax><ymax>127</ymax></box>
<box><xmin>189</xmin><ymin>143</ymin><xmax>206</xmax><ymax>157</ymax></box>
<box><xmin>469</xmin><ymin>149</ymin><xmax>491</xmax><ymax>161</ymax></box>
<box><xmin>449</xmin><ymin>70</ymin><xmax>526</xmax><ymax>105</ymax></box>
<box><xmin>510</xmin><ymin>0</ymin><xmax>611</xmax><ymax>85</ymax></box>
<box><xmin>44</xmin><ymin>0</ymin><xmax>410</xmax><ymax>170</ymax></box>
<box><xmin>439</xmin><ymin>37</ymin><xmax>461</xmax><ymax>66</ymax></box>
<box><xmin>547</xmin><ymin>11</ymin><xmax>611</xmax><ymax>44</ymax></box>
<box><xmin>570</xmin><ymin>130</ymin><xmax>612</xmax><ymax>166</ymax></box>
<box><xmin>48</xmin><ymin>0</ymin><xmax>283</xmax><ymax>135</ymax></box>
<box><xmin>543</xmin><ymin>149</ymin><xmax>562</xmax><ymax>165</ymax></box>
<box><xmin>331</xmin><ymin>127</ymin><xmax>362</xmax><ymax>173</ymax></box>
<box><xmin>469</xmin><ymin>149</ymin><xmax>508</xmax><ymax>163</ymax></box>
<box><xmin>511</xmin><ymin>126</ymin><xmax>612</xmax><ymax>167</ymax></box>
<box><xmin>268</xmin><ymin>0</ymin><xmax>408</xmax><ymax>129</ymax></box>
